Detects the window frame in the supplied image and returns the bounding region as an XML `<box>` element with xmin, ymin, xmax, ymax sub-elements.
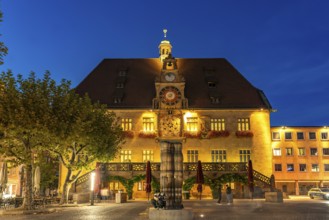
<box><xmin>210</xmin><ymin>118</ymin><xmax>225</xmax><ymax>131</ymax></box>
<box><xmin>272</xmin><ymin>132</ymin><xmax>280</xmax><ymax>140</ymax></box>
<box><xmin>299</xmin><ymin>164</ymin><xmax>307</xmax><ymax>172</ymax></box>
<box><xmin>297</xmin><ymin>132</ymin><xmax>304</xmax><ymax>140</ymax></box>
<box><xmin>273</xmin><ymin>148</ymin><xmax>282</xmax><ymax>156</ymax></box>
<box><xmin>324</xmin><ymin>164</ymin><xmax>329</xmax><ymax>172</ymax></box>
<box><xmin>310</xmin><ymin>148</ymin><xmax>318</xmax><ymax>156</ymax></box>
<box><xmin>211</xmin><ymin>149</ymin><xmax>227</xmax><ymax>162</ymax></box>
<box><xmin>274</xmin><ymin>164</ymin><xmax>282</xmax><ymax>172</ymax></box>
<box><xmin>285</xmin><ymin>132</ymin><xmax>292</xmax><ymax>140</ymax></box>
<box><xmin>142</xmin><ymin>150</ymin><xmax>154</xmax><ymax>162</ymax></box>
<box><xmin>187</xmin><ymin>150</ymin><xmax>199</xmax><ymax>162</ymax></box>
<box><xmin>287</xmin><ymin>164</ymin><xmax>294</xmax><ymax>172</ymax></box>
<box><xmin>298</xmin><ymin>147</ymin><xmax>306</xmax><ymax>156</ymax></box>
<box><xmin>286</xmin><ymin>147</ymin><xmax>293</xmax><ymax>156</ymax></box>
<box><xmin>311</xmin><ymin>164</ymin><xmax>320</xmax><ymax>172</ymax></box>
<box><xmin>321</xmin><ymin>132</ymin><xmax>328</xmax><ymax>140</ymax></box>
<box><xmin>239</xmin><ymin>150</ymin><xmax>251</xmax><ymax>162</ymax></box>
<box><xmin>323</xmin><ymin>148</ymin><xmax>329</xmax><ymax>156</ymax></box>
<box><xmin>237</xmin><ymin>118</ymin><xmax>250</xmax><ymax>131</ymax></box>
<box><xmin>309</xmin><ymin>132</ymin><xmax>316</xmax><ymax>140</ymax></box>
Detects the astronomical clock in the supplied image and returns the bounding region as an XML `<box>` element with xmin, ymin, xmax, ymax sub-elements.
<box><xmin>159</xmin><ymin>86</ymin><xmax>182</xmax><ymax>106</ymax></box>
<box><xmin>153</xmin><ymin>54</ymin><xmax>188</xmax><ymax>138</ymax></box>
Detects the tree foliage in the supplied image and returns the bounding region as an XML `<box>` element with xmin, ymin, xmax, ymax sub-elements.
<box><xmin>0</xmin><ymin>11</ymin><xmax>8</xmax><ymax>65</ymax></box>
<box><xmin>0</xmin><ymin>71</ymin><xmax>124</xmax><ymax>208</ymax></box>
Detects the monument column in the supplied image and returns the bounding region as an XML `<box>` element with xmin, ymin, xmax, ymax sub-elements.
<box><xmin>160</xmin><ymin>141</ymin><xmax>183</xmax><ymax>209</ymax></box>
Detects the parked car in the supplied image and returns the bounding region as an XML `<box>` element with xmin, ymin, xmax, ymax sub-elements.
<box><xmin>308</xmin><ymin>188</ymin><xmax>329</xmax><ymax>200</ymax></box>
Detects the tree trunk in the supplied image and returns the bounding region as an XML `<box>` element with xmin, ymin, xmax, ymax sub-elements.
<box><xmin>22</xmin><ymin>163</ymin><xmax>33</xmax><ymax>210</ymax></box>
<box><xmin>60</xmin><ymin>168</ymin><xmax>72</xmax><ymax>204</ymax></box>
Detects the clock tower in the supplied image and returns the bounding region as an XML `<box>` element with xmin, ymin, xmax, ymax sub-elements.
<box><xmin>153</xmin><ymin>30</ymin><xmax>188</xmax><ymax>138</ymax></box>
<box><xmin>155</xmin><ymin>30</ymin><xmax>185</xmax><ymax>209</ymax></box>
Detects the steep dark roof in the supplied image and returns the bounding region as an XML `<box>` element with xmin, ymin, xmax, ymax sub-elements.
<box><xmin>75</xmin><ymin>58</ymin><xmax>271</xmax><ymax>109</ymax></box>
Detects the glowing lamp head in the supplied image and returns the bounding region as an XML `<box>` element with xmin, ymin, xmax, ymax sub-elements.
<box><xmin>90</xmin><ymin>172</ymin><xmax>96</xmax><ymax>191</ymax></box>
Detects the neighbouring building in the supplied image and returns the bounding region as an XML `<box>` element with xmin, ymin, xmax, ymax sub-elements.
<box><xmin>271</xmin><ymin>126</ymin><xmax>329</xmax><ymax>195</ymax></box>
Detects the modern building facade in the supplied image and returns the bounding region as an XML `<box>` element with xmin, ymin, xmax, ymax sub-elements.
<box><xmin>271</xmin><ymin>126</ymin><xmax>329</xmax><ymax>195</ymax></box>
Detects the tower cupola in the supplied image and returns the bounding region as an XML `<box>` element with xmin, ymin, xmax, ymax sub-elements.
<box><xmin>158</xmin><ymin>29</ymin><xmax>172</xmax><ymax>62</ymax></box>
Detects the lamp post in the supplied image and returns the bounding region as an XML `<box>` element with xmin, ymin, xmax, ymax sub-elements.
<box><xmin>90</xmin><ymin>172</ymin><xmax>95</xmax><ymax>206</ymax></box>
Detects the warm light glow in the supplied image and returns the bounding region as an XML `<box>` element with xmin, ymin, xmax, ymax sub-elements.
<box><xmin>90</xmin><ymin>172</ymin><xmax>95</xmax><ymax>191</ymax></box>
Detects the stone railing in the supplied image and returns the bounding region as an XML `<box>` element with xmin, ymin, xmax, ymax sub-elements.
<box><xmin>75</xmin><ymin>162</ymin><xmax>273</xmax><ymax>189</ymax></box>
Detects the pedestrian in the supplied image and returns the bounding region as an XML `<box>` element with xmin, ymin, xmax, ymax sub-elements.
<box><xmin>217</xmin><ymin>185</ymin><xmax>222</xmax><ymax>204</ymax></box>
<box><xmin>226</xmin><ymin>184</ymin><xmax>232</xmax><ymax>205</ymax></box>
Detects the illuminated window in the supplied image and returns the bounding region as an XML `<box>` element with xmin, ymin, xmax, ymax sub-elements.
<box><xmin>297</xmin><ymin>132</ymin><xmax>304</xmax><ymax>140</ymax></box>
<box><xmin>120</xmin><ymin>150</ymin><xmax>131</xmax><ymax>162</ymax></box>
<box><xmin>137</xmin><ymin>182</ymin><xmax>145</xmax><ymax>191</ymax></box>
<box><xmin>309</xmin><ymin>132</ymin><xmax>316</xmax><ymax>140</ymax></box>
<box><xmin>321</xmin><ymin>132</ymin><xmax>328</xmax><ymax>140</ymax></box>
<box><xmin>274</xmin><ymin>164</ymin><xmax>282</xmax><ymax>171</ymax></box>
<box><xmin>323</xmin><ymin>148</ymin><xmax>329</xmax><ymax>156</ymax></box>
<box><xmin>187</xmin><ymin>150</ymin><xmax>198</xmax><ymax>162</ymax></box>
<box><xmin>211</xmin><ymin>119</ymin><xmax>225</xmax><ymax>131</ymax></box>
<box><xmin>285</xmin><ymin>132</ymin><xmax>292</xmax><ymax>140</ymax></box>
<box><xmin>298</xmin><ymin>148</ymin><xmax>306</xmax><ymax>156</ymax></box>
<box><xmin>286</xmin><ymin>148</ymin><xmax>293</xmax><ymax>156</ymax></box>
<box><xmin>299</xmin><ymin>164</ymin><xmax>307</xmax><ymax>172</ymax></box>
<box><xmin>109</xmin><ymin>182</ymin><xmax>119</xmax><ymax>190</ymax></box>
<box><xmin>121</xmin><ymin>118</ymin><xmax>132</xmax><ymax>131</ymax></box>
<box><xmin>238</xmin><ymin>118</ymin><xmax>250</xmax><ymax>131</ymax></box>
<box><xmin>142</xmin><ymin>150</ymin><xmax>154</xmax><ymax>162</ymax></box>
<box><xmin>143</xmin><ymin>117</ymin><xmax>154</xmax><ymax>132</ymax></box>
<box><xmin>272</xmin><ymin>132</ymin><xmax>280</xmax><ymax>140</ymax></box>
<box><xmin>312</xmin><ymin>164</ymin><xmax>319</xmax><ymax>172</ymax></box>
<box><xmin>239</xmin><ymin>150</ymin><xmax>250</xmax><ymax>162</ymax></box>
<box><xmin>287</xmin><ymin>164</ymin><xmax>294</xmax><ymax>172</ymax></box>
<box><xmin>310</xmin><ymin>148</ymin><xmax>318</xmax><ymax>156</ymax></box>
<box><xmin>273</xmin><ymin>148</ymin><xmax>281</xmax><ymax>156</ymax></box>
<box><xmin>186</xmin><ymin>117</ymin><xmax>198</xmax><ymax>131</ymax></box>
<box><xmin>211</xmin><ymin>150</ymin><xmax>226</xmax><ymax>162</ymax></box>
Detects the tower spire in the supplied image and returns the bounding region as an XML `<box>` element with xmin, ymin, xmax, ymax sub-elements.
<box><xmin>158</xmin><ymin>28</ymin><xmax>172</xmax><ymax>62</ymax></box>
<box><xmin>163</xmin><ymin>29</ymin><xmax>167</xmax><ymax>38</ymax></box>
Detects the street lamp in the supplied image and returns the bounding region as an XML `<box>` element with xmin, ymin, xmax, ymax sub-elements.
<box><xmin>90</xmin><ymin>171</ymin><xmax>95</xmax><ymax>206</ymax></box>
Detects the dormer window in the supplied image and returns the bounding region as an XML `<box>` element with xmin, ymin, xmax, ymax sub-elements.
<box><xmin>113</xmin><ymin>97</ymin><xmax>122</xmax><ymax>104</ymax></box>
<box><xmin>208</xmin><ymin>82</ymin><xmax>216</xmax><ymax>88</ymax></box>
<box><xmin>210</xmin><ymin>97</ymin><xmax>220</xmax><ymax>104</ymax></box>
<box><xmin>118</xmin><ymin>70</ymin><xmax>127</xmax><ymax>77</ymax></box>
<box><xmin>116</xmin><ymin>83</ymin><xmax>124</xmax><ymax>88</ymax></box>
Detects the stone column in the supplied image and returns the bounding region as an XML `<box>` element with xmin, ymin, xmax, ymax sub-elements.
<box><xmin>160</xmin><ymin>141</ymin><xmax>183</xmax><ymax>209</ymax></box>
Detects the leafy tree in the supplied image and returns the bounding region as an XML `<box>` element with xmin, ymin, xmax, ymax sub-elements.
<box><xmin>45</xmin><ymin>86</ymin><xmax>124</xmax><ymax>204</ymax></box>
<box><xmin>0</xmin><ymin>71</ymin><xmax>60</xmax><ymax>210</ymax></box>
<box><xmin>0</xmin><ymin>71</ymin><xmax>124</xmax><ymax>208</ymax></box>
<box><xmin>108</xmin><ymin>174</ymin><xmax>145</xmax><ymax>199</ymax></box>
<box><xmin>0</xmin><ymin>11</ymin><xmax>8</xmax><ymax>65</ymax></box>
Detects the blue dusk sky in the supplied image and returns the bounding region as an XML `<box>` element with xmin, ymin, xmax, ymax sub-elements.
<box><xmin>1</xmin><ymin>0</ymin><xmax>328</xmax><ymax>126</ymax></box>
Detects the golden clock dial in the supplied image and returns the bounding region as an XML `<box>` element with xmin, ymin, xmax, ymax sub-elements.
<box><xmin>159</xmin><ymin>86</ymin><xmax>182</xmax><ymax>106</ymax></box>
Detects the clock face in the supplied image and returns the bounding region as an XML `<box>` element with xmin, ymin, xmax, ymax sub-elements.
<box><xmin>159</xmin><ymin>86</ymin><xmax>182</xmax><ymax>106</ymax></box>
<box><xmin>164</xmin><ymin>72</ymin><xmax>176</xmax><ymax>82</ymax></box>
